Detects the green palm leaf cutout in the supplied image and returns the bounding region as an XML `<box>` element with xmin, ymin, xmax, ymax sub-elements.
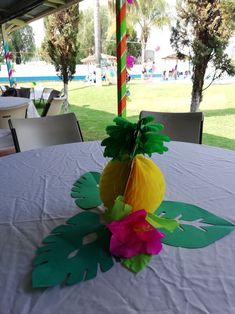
<box><xmin>71</xmin><ymin>172</ymin><xmax>102</xmax><ymax>209</ymax></box>
<box><xmin>32</xmin><ymin>211</ymin><xmax>113</xmax><ymax>288</ymax></box>
<box><xmin>156</xmin><ymin>201</ymin><xmax>235</xmax><ymax>248</ymax></box>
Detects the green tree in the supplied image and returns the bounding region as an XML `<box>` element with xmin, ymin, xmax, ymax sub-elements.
<box><xmin>103</xmin><ymin>28</ymin><xmax>141</xmax><ymax>60</ymax></box>
<box><xmin>171</xmin><ymin>0</ymin><xmax>235</xmax><ymax>112</ymax></box>
<box><xmin>106</xmin><ymin>1</ymin><xmax>142</xmax><ymax>60</ymax></box>
<box><xmin>40</xmin><ymin>4</ymin><xmax>79</xmax><ymax>112</ymax></box>
<box><xmin>76</xmin><ymin>6</ymin><xmax>109</xmax><ymax>63</ymax></box>
<box><xmin>0</xmin><ymin>41</ymin><xmax>4</xmax><ymax>63</ymax></box>
<box><xmin>1</xmin><ymin>25</ymin><xmax>36</xmax><ymax>65</ymax></box>
<box><xmin>129</xmin><ymin>0</ymin><xmax>170</xmax><ymax>64</ymax></box>
<box><xmin>9</xmin><ymin>25</ymin><xmax>36</xmax><ymax>64</ymax></box>
<box><xmin>94</xmin><ymin>0</ymin><xmax>102</xmax><ymax>85</ymax></box>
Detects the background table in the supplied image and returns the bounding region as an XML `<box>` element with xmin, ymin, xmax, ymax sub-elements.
<box><xmin>0</xmin><ymin>96</ymin><xmax>40</xmax><ymax>118</ymax></box>
<box><xmin>0</xmin><ymin>141</ymin><xmax>235</xmax><ymax>314</ymax></box>
<box><xmin>0</xmin><ymin>96</ymin><xmax>40</xmax><ymax>156</ymax></box>
<box><xmin>30</xmin><ymin>85</ymin><xmax>44</xmax><ymax>101</ymax></box>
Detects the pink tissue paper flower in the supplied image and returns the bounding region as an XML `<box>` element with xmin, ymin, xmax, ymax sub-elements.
<box><xmin>106</xmin><ymin>209</ymin><xmax>164</xmax><ymax>258</ymax></box>
<box><xmin>126</xmin><ymin>54</ymin><xmax>135</xmax><ymax>69</ymax></box>
<box><xmin>127</xmin><ymin>0</ymin><xmax>134</xmax><ymax>4</ymax></box>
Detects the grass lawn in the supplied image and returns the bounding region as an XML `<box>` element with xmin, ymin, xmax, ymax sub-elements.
<box><xmin>32</xmin><ymin>79</ymin><xmax>235</xmax><ymax>150</ymax></box>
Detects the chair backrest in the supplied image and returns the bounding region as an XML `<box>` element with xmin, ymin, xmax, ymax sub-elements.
<box><xmin>2</xmin><ymin>88</ymin><xmax>18</xmax><ymax>97</ymax></box>
<box><xmin>41</xmin><ymin>90</ymin><xmax>62</xmax><ymax>117</ymax></box>
<box><xmin>9</xmin><ymin>112</ymin><xmax>84</xmax><ymax>152</ymax></box>
<box><xmin>0</xmin><ymin>85</ymin><xmax>7</xmax><ymax>96</ymax></box>
<box><xmin>0</xmin><ymin>104</ymin><xmax>28</xmax><ymax>129</ymax></box>
<box><xmin>18</xmin><ymin>87</ymin><xmax>31</xmax><ymax>98</ymax></box>
<box><xmin>41</xmin><ymin>88</ymin><xmax>54</xmax><ymax>101</ymax></box>
<box><xmin>41</xmin><ymin>97</ymin><xmax>65</xmax><ymax>117</ymax></box>
<box><xmin>139</xmin><ymin>111</ymin><xmax>204</xmax><ymax>144</ymax></box>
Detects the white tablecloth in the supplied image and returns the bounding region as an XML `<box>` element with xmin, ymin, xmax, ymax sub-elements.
<box><xmin>0</xmin><ymin>96</ymin><xmax>40</xmax><ymax>118</ymax></box>
<box><xmin>30</xmin><ymin>86</ymin><xmax>44</xmax><ymax>101</ymax></box>
<box><xmin>0</xmin><ymin>141</ymin><xmax>235</xmax><ymax>314</ymax></box>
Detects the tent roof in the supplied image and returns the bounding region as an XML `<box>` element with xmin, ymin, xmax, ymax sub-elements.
<box><xmin>162</xmin><ymin>53</ymin><xmax>189</xmax><ymax>60</ymax></box>
<box><xmin>0</xmin><ymin>0</ymin><xmax>83</xmax><ymax>32</ymax></box>
<box><xmin>81</xmin><ymin>54</ymin><xmax>117</xmax><ymax>64</ymax></box>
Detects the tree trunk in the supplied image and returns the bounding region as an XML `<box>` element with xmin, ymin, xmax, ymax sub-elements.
<box><xmin>141</xmin><ymin>40</ymin><xmax>146</xmax><ymax>65</ymax></box>
<box><xmin>94</xmin><ymin>0</ymin><xmax>102</xmax><ymax>87</ymax></box>
<box><xmin>190</xmin><ymin>87</ymin><xmax>201</xmax><ymax>112</ymax></box>
<box><xmin>190</xmin><ymin>61</ymin><xmax>207</xmax><ymax>112</ymax></box>
<box><xmin>63</xmin><ymin>82</ymin><xmax>69</xmax><ymax>113</ymax></box>
<box><xmin>16</xmin><ymin>52</ymin><xmax>21</xmax><ymax>65</ymax></box>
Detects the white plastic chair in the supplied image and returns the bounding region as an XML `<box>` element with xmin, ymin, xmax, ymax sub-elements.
<box><xmin>139</xmin><ymin>111</ymin><xmax>204</xmax><ymax>144</ymax></box>
<box><xmin>39</xmin><ymin>88</ymin><xmax>54</xmax><ymax>105</ymax></box>
<box><xmin>42</xmin><ymin>97</ymin><xmax>65</xmax><ymax>117</ymax></box>
<box><xmin>41</xmin><ymin>92</ymin><xmax>65</xmax><ymax>117</ymax></box>
<box><xmin>0</xmin><ymin>104</ymin><xmax>28</xmax><ymax>129</ymax></box>
<box><xmin>9</xmin><ymin>113</ymin><xmax>84</xmax><ymax>153</ymax></box>
<box><xmin>0</xmin><ymin>130</ymin><xmax>15</xmax><ymax>157</ymax></box>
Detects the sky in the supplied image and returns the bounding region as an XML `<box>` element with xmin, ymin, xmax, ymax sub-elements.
<box><xmin>30</xmin><ymin>0</ymin><xmax>176</xmax><ymax>50</ymax></box>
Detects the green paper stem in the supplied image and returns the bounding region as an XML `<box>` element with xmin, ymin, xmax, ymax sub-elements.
<box><xmin>146</xmin><ymin>212</ymin><xmax>179</xmax><ymax>232</ymax></box>
<box><xmin>122</xmin><ymin>254</ymin><xmax>152</xmax><ymax>273</ymax></box>
<box><xmin>103</xmin><ymin>195</ymin><xmax>132</xmax><ymax>223</ymax></box>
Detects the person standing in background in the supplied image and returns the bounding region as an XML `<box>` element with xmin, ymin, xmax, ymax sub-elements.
<box><xmin>146</xmin><ymin>59</ymin><xmax>152</xmax><ymax>79</ymax></box>
<box><xmin>151</xmin><ymin>62</ymin><xmax>156</xmax><ymax>79</ymax></box>
<box><xmin>142</xmin><ymin>63</ymin><xmax>147</xmax><ymax>80</ymax></box>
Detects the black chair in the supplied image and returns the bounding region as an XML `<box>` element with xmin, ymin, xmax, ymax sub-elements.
<box><xmin>9</xmin><ymin>113</ymin><xmax>84</xmax><ymax>153</ymax></box>
<box><xmin>139</xmin><ymin>111</ymin><xmax>204</xmax><ymax>144</ymax></box>
<box><xmin>18</xmin><ymin>87</ymin><xmax>31</xmax><ymax>98</ymax></box>
<box><xmin>2</xmin><ymin>88</ymin><xmax>18</xmax><ymax>97</ymax></box>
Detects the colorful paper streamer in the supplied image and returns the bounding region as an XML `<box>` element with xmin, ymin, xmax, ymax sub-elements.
<box><xmin>116</xmin><ymin>0</ymin><xmax>127</xmax><ymax>117</ymax></box>
<box><xmin>1</xmin><ymin>25</ymin><xmax>14</xmax><ymax>87</ymax></box>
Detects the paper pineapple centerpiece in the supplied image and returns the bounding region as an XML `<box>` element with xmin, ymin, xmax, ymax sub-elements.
<box><xmin>100</xmin><ymin>116</ymin><xmax>168</xmax><ymax>213</ymax></box>
<box><xmin>32</xmin><ymin>116</ymin><xmax>235</xmax><ymax>288</ymax></box>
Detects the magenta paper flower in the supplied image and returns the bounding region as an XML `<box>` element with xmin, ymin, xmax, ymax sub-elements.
<box><xmin>106</xmin><ymin>209</ymin><xmax>164</xmax><ymax>258</ymax></box>
<box><xmin>127</xmin><ymin>0</ymin><xmax>134</xmax><ymax>4</ymax></box>
<box><xmin>126</xmin><ymin>54</ymin><xmax>135</xmax><ymax>69</ymax></box>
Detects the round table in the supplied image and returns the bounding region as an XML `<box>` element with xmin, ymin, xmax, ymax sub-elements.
<box><xmin>0</xmin><ymin>141</ymin><xmax>235</xmax><ymax>314</ymax></box>
<box><xmin>0</xmin><ymin>96</ymin><xmax>40</xmax><ymax>118</ymax></box>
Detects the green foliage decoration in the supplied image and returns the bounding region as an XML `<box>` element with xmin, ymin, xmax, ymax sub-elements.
<box><xmin>156</xmin><ymin>201</ymin><xmax>235</xmax><ymax>248</ymax></box>
<box><xmin>71</xmin><ymin>172</ymin><xmax>102</xmax><ymax>209</ymax></box>
<box><xmin>32</xmin><ymin>211</ymin><xmax>114</xmax><ymax>287</ymax></box>
<box><xmin>101</xmin><ymin>116</ymin><xmax>170</xmax><ymax>160</ymax></box>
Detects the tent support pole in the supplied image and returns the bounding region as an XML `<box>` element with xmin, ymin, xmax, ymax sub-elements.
<box><xmin>116</xmin><ymin>0</ymin><xmax>127</xmax><ymax>118</ymax></box>
<box><xmin>1</xmin><ymin>24</ymin><xmax>14</xmax><ymax>87</ymax></box>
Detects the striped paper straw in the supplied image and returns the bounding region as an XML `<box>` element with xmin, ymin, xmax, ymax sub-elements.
<box><xmin>116</xmin><ymin>0</ymin><xmax>127</xmax><ymax>117</ymax></box>
<box><xmin>2</xmin><ymin>25</ymin><xmax>14</xmax><ymax>87</ymax></box>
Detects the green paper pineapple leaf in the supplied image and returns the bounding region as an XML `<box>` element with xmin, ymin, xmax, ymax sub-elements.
<box><xmin>101</xmin><ymin>116</ymin><xmax>170</xmax><ymax>160</ymax></box>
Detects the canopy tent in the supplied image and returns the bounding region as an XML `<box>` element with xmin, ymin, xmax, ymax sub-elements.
<box><xmin>162</xmin><ymin>53</ymin><xmax>189</xmax><ymax>60</ymax></box>
<box><xmin>0</xmin><ymin>0</ymin><xmax>83</xmax><ymax>87</ymax></box>
<box><xmin>81</xmin><ymin>54</ymin><xmax>117</xmax><ymax>64</ymax></box>
<box><xmin>0</xmin><ymin>0</ymin><xmax>83</xmax><ymax>31</ymax></box>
